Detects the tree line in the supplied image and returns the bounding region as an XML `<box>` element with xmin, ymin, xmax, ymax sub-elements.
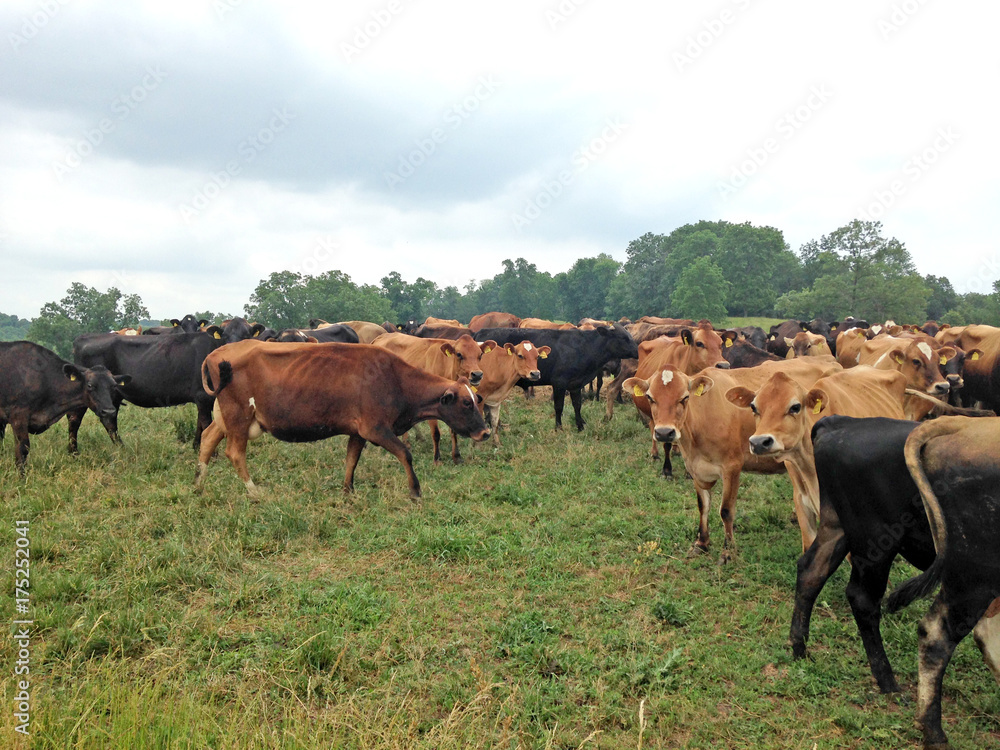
<box><xmin>7</xmin><ymin>219</ymin><xmax>999</xmax><ymax>358</ymax></box>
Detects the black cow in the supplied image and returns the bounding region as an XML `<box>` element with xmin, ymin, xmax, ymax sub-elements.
<box><xmin>0</xmin><ymin>341</ymin><xmax>130</xmax><ymax>474</ymax></box>
<box><xmin>886</xmin><ymin>416</ymin><xmax>1000</xmax><ymax>750</ymax></box>
<box><xmin>722</xmin><ymin>338</ymin><xmax>782</xmax><ymax>368</ymax></box>
<box><xmin>731</xmin><ymin>325</ymin><xmax>767</xmax><ymax>351</ymax></box>
<box><xmin>803</xmin><ymin>318</ymin><xmax>839</xmax><ymax>355</ymax></box>
<box><xmin>790</xmin><ymin>416</ymin><xmax>933</xmax><ymax>695</ymax></box>
<box><xmin>143</xmin><ymin>314</ymin><xmax>209</xmax><ymax>336</ymax></box>
<box><xmin>73</xmin><ymin>321</ymin><xmax>258</xmax><ymax>448</ymax></box>
<box><xmin>275</xmin><ymin>325</ymin><xmax>360</xmax><ymax>344</ymax></box>
<box><xmin>474</xmin><ymin>324</ymin><xmax>639</xmax><ymax>431</ymax></box>
<box><xmin>766</xmin><ymin>320</ymin><xmax>806</xmax><ymax>357</ymax></box>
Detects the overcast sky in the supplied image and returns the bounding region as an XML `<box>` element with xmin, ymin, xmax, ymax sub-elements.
<box><xmin>2</xmin><ymin>0</ymin><xmax>998</xmax><ymax>320</ymax></box>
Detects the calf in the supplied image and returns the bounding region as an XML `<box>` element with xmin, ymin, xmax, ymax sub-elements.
<box><xmin>886</xmin><ymin>416</ymin><xmax>1000</xmax><ymax>750</ymax></box>
<box><xmin>195</xmin><ymin>341</ymin><xmax>489</xmax><ymax>498</ymax></box>
<box><xmin>726</xmin><ymin>367</ymin><xmax>906</xmax><ymax>549</ymax></box>
<box><xmin>623</xmin><ymin>358</ymin><xmax>838</xmax><ymax>562</ymax></box>
<box><xmin>474</xmin><ymin>324</ymin><xmax>639</xmax><ymax>431</ymax></box>
<box><xmin>0</xmin><ymin>342</ymin><xmax>129</xmax><ymax>474</ymax></box>
<box><xmin>475</xmin><ymin>340</ymin><xmax>549</xmax><ymax>445</ymax></box>
<box><xmin>373</xmin><ymin>333</ymin><xmax>495</xmax><ymax>462</ymax></box>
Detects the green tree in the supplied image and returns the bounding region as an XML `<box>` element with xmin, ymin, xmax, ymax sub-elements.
<box><xmin>244</xmin><ymin>271</ymin><xmax>311</xmax><ymax>329</ymax></box>
<box><xmin>27</xmin><ymin>284</ymin><xmax>150</xmax><ymax>358</ymax></box>
<box><xmin>0</xmin><ymin>313</ymin><xmax>31</xmax><ymax>342</ymax></box>
<box><xmin>670</xmin><ymin>257</ymin><xmax>729</xmax><ymax>323</ymax></box>
<box><xmin>924</xmin><ymin>275</ymin><xmax>958</xmax><ymax>321</ymax></box>
<box><xmin>660</xmin><ymin>230</ymin><xmax>719</xmax><ymax>307</ymax></box>
<box><xmin>715</xmin><ymin>222</ymin><xmax>798</xmax><ymax>316</ymax></box>
<box><xmin>556</xmin><ymin>254</ymin><xmax>621</xmax><ymax>322</ymax></box>
<box><xmin>380</xmin><ymin>272</ymin><xmax>437</xmax><ymax>323</ymax></box>
<box><xmin>311</xmin><ymin>271</ymin><xmax>394</xmax><ymax>324</ymax></box>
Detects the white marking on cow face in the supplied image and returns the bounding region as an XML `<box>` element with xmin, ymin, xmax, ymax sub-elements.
<box><xmin>917</xmin><ymin>342</ymin><xmax>933</xmax><ymax>361</ymax></box>
<box><xmin>661</xmin><ymin>369</ymin><xmax>674</xmax><ymax>386</ymax></box>
<box><xmin>464</xmin><ymin>385</ymin><xmax>476</xmax><ymax>403</ymax></box>
<box><xmin>523</xmin><ymin>342</ymin><xmax>532</xmax><ymax>351</ymax></box>
<box><xmin>249</xmin><ymin>396</ymin><xmax>256</xmax><ymax>409</ymax></box>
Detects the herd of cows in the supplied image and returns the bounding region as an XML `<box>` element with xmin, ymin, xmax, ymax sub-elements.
<box><xmin>2</xmin><ymin>310</ymin><xmax>1000</xmax><ymax>747</ymax></box>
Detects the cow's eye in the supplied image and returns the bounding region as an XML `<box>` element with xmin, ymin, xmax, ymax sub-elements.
<box><xmin>750</xmin><ymin>403</ymin><xmax>759</xmax><ymax>416</ymax></box>
<box><xmin>679</xmin><ymin>396</ymin><xmax>689</xmax><ymax>406</ymax></box>
<box><xmin>912</xmin><ymin>359</ymin><xmax>922</xmax><ymax>367</ymax></box>
<box><xmin>695</xmin><ymin>341</ymin><xmax>705</xmax><ymax>348</ymax></box>
<box><xmin>646</xmin><ymin>395</ymin><xmax>655</xmax><ymax>405</ymax></box>
<box><xmin>789</xmin><ymin>403</ymin><xmax>802</xmax><ymax>415</ymax></box>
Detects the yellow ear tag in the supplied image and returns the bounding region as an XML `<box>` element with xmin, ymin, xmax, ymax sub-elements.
<box><xmin>972</xmin><ymin>352</ymin><xmax>980</xmax><ymax>361</ymax></box>
<box><xmin>893</xmin><ymin>354</ymin><xmax>904</xmax><ymax>365</ymax></box>
<box><xmin>507</xmin><ymin>348</ymin><xmax>513</xmax><ymax>356</ymax></box>
<box><xmin>538</xmin><ymin>351</ymin><xmax>548</xmax><ymax>359</ymax></box>
<box><xmin>812</xmin><ymin>399</ymin><xmax>823</xmax><ymax>414</ymax></box>
<box><xmin>471</xmin><ymin>385</ymin><xmax>478</xmax><ymax>393</ymax></box>
<box><xmin>725</xmin><ymin>339</ymin><xmax>732</xmax><ymax>348</ymax></box>
<box><xmin>693</xmin><ymin>383</ymin><xmax>705</xmax><ymax>396</ymax></box>
<box><xmin>253</xmin><ymin>330</ymin><xmax>260</xmax><ymax>337</ymax></box>
<box><xmin>213</xmin><ymin>331</ymin><xmax>222</xmax><ymax>339</ymax></box>
<box><xmin>69</xmin><ymin>374</ymin><xmax>77</xmax><ymax>381</ymax></box>
<box><xmin>172</xmin><ymin>322</ymin><xmax>178</xmax><ymax>327</ymax></box>
<box><xmin>768</xmin><ymin>335</ymin><xmax>775</xmax><ymax>340</ymax></box>
<box><xmin>483</xmin><ymin>346</ymin><xmax>492</xmax><ymax>354</ymax></box>
<box><xmin>939</xmin><ymin>355</ymin><xmax>947</xmax><ymax>366</ymax></box>
<box><xmin>632</xmin><ymin>385</ymin><xmax>645</xmax><ymax>398</ymax></box>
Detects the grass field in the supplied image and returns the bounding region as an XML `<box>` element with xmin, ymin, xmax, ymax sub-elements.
<box><xmin>1</xmin><ymin>386</ymin><xmax>998</xmax><ymax>749</ymax></box>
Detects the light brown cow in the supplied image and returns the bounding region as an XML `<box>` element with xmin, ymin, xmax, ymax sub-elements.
<box><xmin>468</xmin><ymin>312</ymin><xmax>521</xmax><ymax>331</ymax></box>
<box><xmin>372</xmin><ymin>332</ymin><xmax>496</xmax><ymax>463</ymax></box>
<box><xmin>519</xmin><ymin>318</ymin><xmax>576</xmax><ymax>330</ymax></box>
<box><xmin>629</xmin><ymin>327</ymin><xmax>735</xmax><ymax>475</ymax></box>
<box><xmin>623</xmin><ymin>357</ymin><xmax>840</xmax><ymax>562</ymax></box>
<box><xmin>475</xmin><ymin>340</ymin><xmax>550</xmax><ymax>445</ymax></box>
<box><xmin>195</xmin><ymin>340</ymin><xmax>488</xmax><ymax>498</ymax></box>
<box><xmin>784</xmin><ymin>331</ymin><xmax>832</xmax><ymax>358</ymax></box>
<box><xmin>424</xmin><ymin>316</ymin><xmax>463</xmax><ymax>328</ymax></box>
<box><xmin>113</xmin><ymin>326</ymin><xmax>142</xmax><ymax>336</ymax></box>
<box><xmin>726</xmin><ymin>366</ymin><xmax>907</xmax><ymax>549</ymax></box>
<box><xmin>338</xmin><ymin>320</ymin><xmax>389</xmax><ymax>344</ymax></box>
<box><xmin>857</xmin><ymin>336</ymin><xmax>954</xmax><ymax>419</ymax></box>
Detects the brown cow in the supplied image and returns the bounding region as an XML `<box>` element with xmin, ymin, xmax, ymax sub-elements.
<box><xmin>113</xmin><ymin>326</ymin><xmax>142</xmax><ymax>336</ymax></box>
<box><xmin>519</xmin><ymin>317</ymin><xmax>576</xmax><ymax>330</ymax></box>
<box><xmin>636</xmin><ymin>316</ymin><xmax>696</xmax><ymax>327</ymax></box>
<box><xmin>856</xmin><ymin>336</ymin><xmax>953</xmax><ymax>419</ymax></box>
<box><xmin>424</xmin><ymin>316</ymin><xmax>463</xmax><ymax>328</ymax></box>
<box><xmin>726</xmin><ymin>366</ymin><xmax>907</xmax><ymax>549</ymax></box>
<box><xmin>623</xmin><ymin>357</ymin><xmax>840</xmax><ymax>562</ymax></box>
<box><xmin>784</xmin><ymin>331</ymin><xmax>832</xmax><ymax>358</ymax></box>
<box><xmin>943</xmin><ymin>324</ymin><xmax>1000</xmax><ymax>412</ymax></box>
<box><xmin>475</xmin><ymin>340</ymin><xmax>549</xmax><ymax>445</ymax></box>
<box><xmin>468</xmin><ymin>312</ymin><xmax>521</xmax><ymax>331</ymax></box>
<box><xmin>373</xmin><ymin>332</ymin><xmax>496</xmax><ymax>463</ymax></box>
<box><xmin>338</xmin><ymin>320</ymin><xmax>389</xmax><ymax>344</ymax></box>
<box><xmin>195</xmin><ymin>340</ymin><xmax>489</xmax><ymax>498</ymax></box>
<box><xmin>629</xmin><ymin>327</ymin><xmax>735</xmax><ymax>475</ymax></box>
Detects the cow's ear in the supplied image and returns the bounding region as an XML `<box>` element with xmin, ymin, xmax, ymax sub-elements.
<box><xmin>170</xmin><ymin>319</ymin><xmax>181</xmax><ymax>327</ymax></box>
<box><xmin>937</xmin><ymin>346</ymin><xmax>957</xmax><ymax>364</ymax></box>
<box><xmin>784</xmin><ymin>337</ymin><xmax>795</xmax><ymax>347</ymax></box>
<box><xmin>205</xmin><ymin>325</ymin><xmax>225</xmax><ymax>340</ymax></box>
<box><xmin>722</xmin><ymin>331</ymin><xmax>736</xmax><ymax>347</ymax></box>
<box><xmin>805</xmin><ymin>388</ymin><xmax>827</xmax><ymax>415</ymax></box>
<box><xmin>537</xmin><ymin>346</ymin><xmax>550</xmax><ymax>359</ymax></box>
<box><xmin>890</xmin><ymin>348</ymin><xmax>906</xmax><ymax>365</ymax></box>
<box><xmin>623</xmin><ymin>377</ymin><xmax>649</xmax><ymax>399</ymax></box>
<box><xmin>440</xmin><ymin>389</ymin><xmax>456</xmax><ymax>406</ymax></box>
<box><xmin>830</xmin><ymin>321</ymin><xmax>839</xmax><ymax>331</ymax></box>
<box><xmin>251</xmin><ymin>323</ymin><xmax>266</xmax><ymax>338</ymax></box>
<box><xmin>725</xmin><ymin>387</ymin><xmax>755</xmax><ymax>409</ymax></box>
<box><xmin>680</xmin><ymin>328</ymin><xmax>694</xmax><ymax>346</ymax></box>
<box><xmin>504</xmin><ymin>343</ymin><xmax>515</xmax><ymax>356</ymax></box>
<box><xmin>441</xmin><ymin>343</ymin><xmax>456</xmax><ymax>357</ymax></box>
<box><xmin>967</xmin><ymin>348</ymin><xmax>984</xmax><ymax>362</ymax></box>
<box><xmin>305</xmin><ymin>336</ymin><xmax>319</xmax><ymax>344</ymax></box>
<box><xmin>198</xmin><ymin>319</ymin><xmax>210</xmax><ymax>328</ymax></box>
<box><xmin>62</xmin><ymin>363</ymin><xmax>83</xmax><ymax>382</ymax></box>
<box><xmin>115</xmin><ymin>375</ymin><xmax>132</xmax><ymax>387</ymax></box>
<box><xmin>479</xmin><ymin>339</ymin><xmax>498</xmax><ymax>355</ymax></box>
<box><xmin>689</xmin><ymin>375</ymin><xmax>713</xmax><ymax>396</ymax></box>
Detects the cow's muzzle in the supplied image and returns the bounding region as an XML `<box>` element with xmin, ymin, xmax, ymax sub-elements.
<box><xmin>749</xmin><ymin>434</ymin><xmax>776</xmax><ymax>454</ymax></box>
<box><xmin>654</xmin><ymin>426</ymin><xmax>677</xmax><ymax>444</ymax></box>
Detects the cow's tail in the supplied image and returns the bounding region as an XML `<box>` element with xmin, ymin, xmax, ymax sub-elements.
<box><xmin>202</xmin><ymin>359</ymin><xmax>233</xmax><ymax>397</ymax></box>
<box><xmin>885</xmin><ymin>418</ymin><xmax>963</xmax><ymax>613</ymax></box>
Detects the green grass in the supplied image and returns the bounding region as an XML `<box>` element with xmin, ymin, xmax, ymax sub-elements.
<box><xmin>1</xmin><ymin>392</ymin><xmax>998</xmax><ymax>748</ymax></box>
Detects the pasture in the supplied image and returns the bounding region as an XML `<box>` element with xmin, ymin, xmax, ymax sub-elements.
<box><xmin>1</xmin><ymin>386</ymin><xmax>998</xmax><ymax>748</ymax></box>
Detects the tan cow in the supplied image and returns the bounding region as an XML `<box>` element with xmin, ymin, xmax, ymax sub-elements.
<box><xmin>373</xmin><ymin>332</ymin><xmax>496</xmax><ymax>463</ymax></box>
<box><xmin>784</xmin><ymin>331</ymin><xmax>832</xmax><ymax>358</ymax></box>
<box><xmin>338</xmin><ymin>320</ymin><xmax>389</xmax><ymax>344</ymax></box>
<box><xmin>856</xmin><ymin>336</ymin><xmax>954</xmax><ymax>419</ymax></box>
<box><xmin>519</xmin><ymin>317</ymin><xmax>576</xmax><ymax>330</ymax></box>
<box><xmin>424</xmin><ymin>316</ymin><xmax>463</xmax><ymax>328</ymax></box>
<box><xmin>623</xmin><ymin>357</ymin><xmax>840</xmax><ymax>562</ymax></box>
<box><xmin>468</xmin><ymin>312</ymin><xmax>521</xmax><ymax>331</ymax></box>
<box><xmin>475</xmin><ymin>340</ymin><xmax>550</xmax><ymax>445</ymax></box>
<box><xmin>726</xmin><ymin>366</ymin><xmax>907</xmax><ymax>549</ymax></box>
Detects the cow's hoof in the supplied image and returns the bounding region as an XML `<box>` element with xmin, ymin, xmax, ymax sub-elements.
<box><xmin>717</xmin><ymin>551</ymin><xmax>733</xmax><ymax>565</ymax></box>
<box><xmin>687</xmin><ymin>544</ymin><xmax>708</xmax><ymax>558</ymax></box>
<box><xmin>659</xmin><ymin>473</ymin><xmax>674</xmax><ymax>481</ymax></box>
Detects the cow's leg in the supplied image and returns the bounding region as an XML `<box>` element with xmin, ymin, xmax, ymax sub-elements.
<box><xmin>790</xmin><ymin>506</ymin><xmax>847</xmax><ymax>660</ymax></box>
<box><xmin>450</xmin><ymin>428</ymin><xmax>462</xmax><ymax>464</ymax></box>
<box><xmin>717</xmin><ymin>466</ymin><xmax>742</xmax><ymax>564</ymax></box>
<box><xmin>0</xmin><ymin>414</ymin><xmax>6</xmax><ymax>443</ymax></box>
<box><xmin>365</xmin><ymin>427</ymin><xmax>421</xmax><ymax>499</ymax></box>
<box><xmin>552</xmin><ymin>387</ymin><xmax>566</xmax><ymax>430</ymax></box>
<box><xmin>429</xmin><ymin>419</ymin><xmax>443</xmax><ymax>464</ymax></box>
<box><xmin>916</xmin><ymin>594</ymin><xmax>986</xmax><ymax>750</ymax></box>
<box><xmin>845</xmin><ymin>557</ymin><xmax>900</xmax><ymax>693</ymax></box>
<box><xmin>489</xmin><ymin>403</ymin><xmax>502</xmax><ymax>446</ymax></box>
<box><xmin>194</xmin><ymin>421</ymin><xmax>226</xmax><ymax>491</ymax></box>
<box><xmin>973</xmin><ymin>603</ymin><xmax>1000</xmax><ymax>684</ymax></box>
<box><xmin>343</xmin><ymin>434</ymin><xmax>367</xmax><ymax>494</ymax></box>
<box><xmin>223</xmin><ymin>427</ymin><xmax>256</xmax><ymax>496</ymax></box>
<box><xmin>569</xmin><ymin>388</ymin><xmax>586</xmax><ymax>431</ymax></box>
<box><xmin>690</xmin><ymin>480</ymin><xmax>716</xmax><ymax>555</ymax></box>
<box><xmin>11</xmin><ymin>418</ymin><xmax>30</xmax><ymax>477</ymax></box>
<box><xmin>605</xmin><ymin>372</ymin><xmax>625</xmax><ymax>420</ymax></box>
<box><xmin>66</xmin><ymin>407</ymin><xmax>85</xmax><ymax>455</ymax></box>
<box><xmin>194</xmin><ymin>399</ymin><xmax>214</xmax><ymax>450</ymax></box>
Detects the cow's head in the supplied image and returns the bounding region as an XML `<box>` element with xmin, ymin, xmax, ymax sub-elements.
<box><xmin>624</xmin><ymin>365</ymin><xmax>707</xmax><ymax>445</ymax></box>
<box><xmin>506</xmin><ymin>340</ymin><xmax>548</xmax><ymax>381</ymax></box>
<box><xmin>437</xmin><ymin>377</ymin><xmax>489</xmax><ymax>441</ymax></box>
<box><xmin>883</xmin><ymin>339</ymin><xmax>950</xmax><ymax>397</ymax></box>
<box><xmin>784</xmin><ymin>331</ymin><xmax>831</xmax><ymax>359</ymax></box>
<box><xmin>63</xmin><ymin>363</ymin><xmax>131</xmax><ymax>423</ymax></box>
<box><xmin>679</xmin><ymin>326</ymin><xmax>730</xmax><ymax>370</ymax></box>
<box><xmin>441</xmin><ymin>334</ymin><xmax>492</xmax><ymax>386</ymax></box>
<box><xmin>726</xmin><ymin>371</ymin><xmax>815</xmax><ymax>459</ymax></box>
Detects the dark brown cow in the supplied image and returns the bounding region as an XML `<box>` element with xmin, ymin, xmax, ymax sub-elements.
<box><xmin>0</xmin><ymin>342</ymin><xmax>130</xmax><ymax>474</ymax></box>
<box><xmin>195</xmin><ymin>341</ymin><xmax>489</xmax><ymax>498</ymax></box>
<box><xmin>468</xmin><ymin>312</ymin><xmax>521</xmax><ymax>331</ymax></box>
